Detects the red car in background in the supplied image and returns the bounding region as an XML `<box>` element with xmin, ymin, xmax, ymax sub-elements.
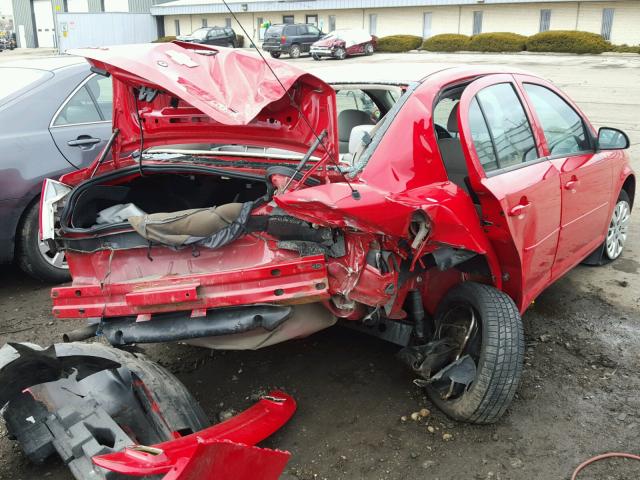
<box><xmin>310</xmin><ymin>29</ymin><xmax>376</xmax><ymax>60</ymax></box>
<box><xmin>41</xmin><ymin>42</ymin><xmax>634</xmax><ymax>426</ymax></box>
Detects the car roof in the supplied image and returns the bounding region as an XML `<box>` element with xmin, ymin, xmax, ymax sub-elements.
<box><xmin>315</xmin><ymin>64</ymin><xmax>533</xmax><ymax>85</ymax></box>
<box><xmin>0</xmin><ymin>55</ymin><xmax>87</xmax><ymax>72</ymax></box>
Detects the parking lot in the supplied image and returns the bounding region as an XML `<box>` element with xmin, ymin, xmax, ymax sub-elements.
<box><xmin>1</xmin><ymin>51</ymin><xmax>639</xmax><ymax>480</ymax></box>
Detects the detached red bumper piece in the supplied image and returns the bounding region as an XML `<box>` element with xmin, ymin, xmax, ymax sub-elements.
<box><xmin>93</xmin><ymin>392</ymin><xmax>296</xmax><ymax>480</ymax></box>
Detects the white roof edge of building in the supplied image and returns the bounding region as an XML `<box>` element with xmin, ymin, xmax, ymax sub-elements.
<box><xmin>150</xmin><ymin>0</ymin><xmax>607</xmax><ymax>16</ymax></box>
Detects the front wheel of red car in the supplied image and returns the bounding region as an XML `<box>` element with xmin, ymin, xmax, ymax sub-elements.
<box><xmin>312</xmin><ymin>54</ymin><xmax>321</xmax><ymax>61</ymax></box>
<box><xmin>364</xmin><ymin>43</ymin><xmax>374</xmax><ymax>55</ymax></box>
<box><xmin>334</xmin><ymin>47</ymin><xmax>346</xmax><ymax>60</ymax></box>
<box><xmin>425</xmin><ymin>282</ymin><xmax>524</xmax><ymax>424</ymax></box>
<box><xmin>604</xmin><ymin>190</ymin><xmax>631</xmax><ymax>261</ymax></box>
<box><xmin>17</xmin><ymin>201</ymin><xmax>70</xmax><ymax>283</ymax></box>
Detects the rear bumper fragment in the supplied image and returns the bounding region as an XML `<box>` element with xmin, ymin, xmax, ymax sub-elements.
<box><xmin>51</xmin><ymin>255</ymin><xmax>329</xmax><ymax>318</ymax></box>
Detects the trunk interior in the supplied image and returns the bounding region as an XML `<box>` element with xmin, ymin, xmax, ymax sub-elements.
<box><xmin>65</xmin><ymin>170</ymin><xmax>268</xmax><ymax>231</ymax></box>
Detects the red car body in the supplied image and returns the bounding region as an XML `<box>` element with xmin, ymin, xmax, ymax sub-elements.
<box><xmin>44</xmin><ymin>41</ymin><xmax>634</xmax><ymax>347</ymax></box>
<box><xmin>310</xmin><ymin>30</ymin><xmax>377</xmax><ymax>60</ymax></box>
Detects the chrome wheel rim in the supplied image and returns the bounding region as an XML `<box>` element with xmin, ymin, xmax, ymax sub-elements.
<box><xmin>38</xmin><ymin>239</ymin><xmax>68</xmax><ymax>269</ymax></box>
<box><xmin>606</xmin><ymin>200</ymin><xmax>630</xmax><ymax>260</ymax></box>
<box><xmin>365</xmin><ymin>44</ymin><xmax>373</xmax><ymax>54</ymax></box>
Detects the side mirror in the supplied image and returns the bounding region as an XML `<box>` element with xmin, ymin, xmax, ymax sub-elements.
<box><xmin>597</xmin><ymin>127</ymin><xmax>629</xmax><ymax>150</ymax></box>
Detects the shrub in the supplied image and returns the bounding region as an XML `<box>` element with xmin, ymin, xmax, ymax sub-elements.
<box><xmin>422</xmin><ymin>34</ymin><xmax>471</xmax><ymax>52</ymax></box>
<box><xmin>610</xmin><ymin>44</ymin><xmax>640</xmax><ymax>53</ymax></box>
<box><xmin>236</xmin><ymin>34</ymin><xmax>244</xmax><ymax>48</ymax></box>
<box><xmin>526</xmin><ymin>30</ymin><xmax>611</xmax><ymax>54</ymax></box>
<box><xmin>153</xmin><ymin>36</ymin><xmax>176</xmax><ymax>43</ymax></box>
<box><xmin>376</xmin><ymin>35</ymin><xmax>423</xmax><ymax>53</ymax></box>
<box><xmin>468</xmin><ymin>32</ymin><xmax>527</xmax><ymax>52</ymax></box>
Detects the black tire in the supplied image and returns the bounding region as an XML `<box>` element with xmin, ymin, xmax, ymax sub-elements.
<box><xmin>17</xmin><ymin>201</ymin><xmax>70</xmax><ymax>283</ymax></box>
<box><xmin>312</xmin><ymin>54</ymin><xmax>321</xmax><ymax>61</ymax></box>
<box><xmin>289</xmin><ymin>44</ymin><xmax>301</xmax><ymax>58</ymax></box>
<box><xmin>582</xmin><ymin>189</ymin><xmax>632</xmax><ymax>265</ymax></box>
<box><xmin>269</xmin><ymin>51</ymin><xmax>281</xmax><ymax>58</ymax></box>
<box><xmin>426</xmin><ymin>282</ymin><xmax>524</xmax><ymax>424</ymax></box>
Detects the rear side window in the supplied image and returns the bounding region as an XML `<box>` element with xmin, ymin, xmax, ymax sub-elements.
<box><xmin>523</xmin><ymin>83</ymin><xmax>590</xmax><ymax>156</ymax></box>
<box><xmin>470</xmin><ymin>83</ymin><xmax>538</xmax><ymax>172</ymax></box>
<box><xmin>285</xmin><ymin>25</ymin><xmax>297</xmax><ymax>35</ymax></box>
<box><xmin>54</xmin><ymin>75</ymin><xmax>112</xmax><ymax>126</ymax></box>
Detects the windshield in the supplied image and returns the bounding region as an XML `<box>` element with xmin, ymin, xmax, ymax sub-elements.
<box><xmin>188</xmin><ymin>28</ymin><xmax>209</xmax><ymax>40</ymax></box>
<box><xmin>0</xmin><ymin>67</ymin><xmax>52</xmax><ymax>103</ymax></box>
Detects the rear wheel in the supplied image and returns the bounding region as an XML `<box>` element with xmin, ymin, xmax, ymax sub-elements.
<box><xmin>269</xmin><ymin>51</ymin><xmax>281</xmax><ymax>58</ymax></box>
<box><xmin>289</xmin><ymin>44</ymin><xmax>301</xmax><ymax>58</ymax></box>
<box><xmin>364</xmin><ymin>43</ymin><xmax>374</xmax><ymax>55</ymax></box>
<box><xmin>17</xmin><ymin>201</ymin><xmax>70</xmax><ymax>283</ymax></box>
<box><xmin>334</xmin><ymin>47</ymin><xmax>346</xmax><ymax>60</ymax></box>
<box><xmin>426</xmin><ymin>282</ymin><xmax>524</xmax><ymax>424</ymax></box>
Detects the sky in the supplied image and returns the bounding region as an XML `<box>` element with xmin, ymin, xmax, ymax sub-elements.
<box><xmin>0</xmin><ymin>0</ymin><xmax>12</xmax><ymax>17</ymax></box>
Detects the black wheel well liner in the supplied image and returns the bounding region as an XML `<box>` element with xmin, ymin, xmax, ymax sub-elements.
<box><xmin>622</xmin><ymin>174</ymin><xmax>635</xmax><ymax>209</ymax></box>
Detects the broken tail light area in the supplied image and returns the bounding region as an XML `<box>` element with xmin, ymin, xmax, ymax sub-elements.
<box><xmin>39</xmin><ymin>178</ymin><xmax>71</xmax><ymax>241</ymax></box>
<box><xmin>0</xmin><ymin>342</ymin><xmax>296</xmax><ymax>480</ymax></box>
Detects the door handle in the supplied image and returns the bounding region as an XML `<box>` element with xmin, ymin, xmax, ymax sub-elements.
<box><xmin>564</xmin><ymin>177</ymin><xmax>580</xmax><ymax>191</ymax></box>
<box><xmin>508</xmin><ymin>202</ymin><xmax>531</xmax><ymax>217</ymax></box>
<box><xmin>67</xmin><ymin>137</ymin><xmax>101</xmax><ymax>147</ymax></box>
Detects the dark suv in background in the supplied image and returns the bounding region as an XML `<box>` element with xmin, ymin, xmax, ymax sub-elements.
<box><xmin>262</xmin><ymin>23</ymin><xmax>323</xmax><ymax>58</ymax></box>
<box><xmin>177</xmin><ymin>27</ymin><xmax>239</xmax><ymax>47</ymax></box>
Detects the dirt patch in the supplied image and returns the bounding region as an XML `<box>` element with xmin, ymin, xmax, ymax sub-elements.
<box><xmin>0</xmin><ymin>263</ymin><xmax>639</xmax><ymax>480</ymax></box>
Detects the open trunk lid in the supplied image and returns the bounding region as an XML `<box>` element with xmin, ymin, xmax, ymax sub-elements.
<box><xmin>69</xmin><ymin>42</ymin><xmax>338</xmax><ymax>175</ymax></box>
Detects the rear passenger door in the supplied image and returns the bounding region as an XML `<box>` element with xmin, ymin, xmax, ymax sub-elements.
<box><xmin>49</xmin><ymin>74</ymin><xmax>112</xmax><ymax>169</ymax></box>
<box><xmin>516</xmin><ymin>76</ymin><xmax>612</xmax><ymax>278</ymax></box>
<box><xmin>457</xmin><ymin>75</ymin><xmax>561</xmax><ymax>309</ymax></box>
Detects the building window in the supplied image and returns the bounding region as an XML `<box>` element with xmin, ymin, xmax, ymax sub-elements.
<box><xmin>305</xmin><ymin>14</ymin><xmax>317</xmax><ymax>26</ymax></box>
<box><xmin>369</xmin><ymin>14</ymin><xmax>377</xmax><ymax>35</ymax></box>
<box><xmin>283</xmin><ymin>15</ymin><xmax>294</xmax><ymax>24</ymax></box>
<box><xmin>257</xmin><ymin>16</ymin><xmax>264</xmax><ymax>40</ymax></box>
<box><xmin>423</xmin><ymin>12</ymin><xmax>432</xmax><ymax>39</ymax></box>
<box><xmin>103</xmin><ymin>0</ymin><xmax>128</xmax><ymax>12</ymax></box>
<box><xmin>539</xmin><ymin>9</ymin><xmax>551</xmax><ymax>32</ymax></box>
<box><xmin>601</xmin><ymin>8</ymin><xmax>614</xmax><ymax>41</ymax></box>
<box><xmin>225</xmin><ymin>17</ymin><xmax>231</xmax><ymax>28</ymax></box>
<box><xmin>472</xmin><ymin>11</ymin><xmax>483</xmax><ymax>35</ymax></box>
<box><xmin>201</xmin><ymin>18</ymin><xmax>207</xmax><ymax>27</ymax></box>
<box><xmin>328</xmin><ymin>15</ymin><xmax>336</xmax><ymax>32</ymax></box>
<box><xmin>174</xmin><ymin>19</ymin><xmax>180</xmax><ymax>36</ymax></box>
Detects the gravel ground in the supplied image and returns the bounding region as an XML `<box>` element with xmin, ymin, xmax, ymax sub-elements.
<box><xmin>0</xmin><ymin>51</ymin><xmax>639</xmax><ymax>480</ymax></box>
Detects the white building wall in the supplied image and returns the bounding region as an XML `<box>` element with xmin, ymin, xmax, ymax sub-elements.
<box><xmin>162</xmin><ymin>1</ymin><xmax>640</xmax><ymax>46</ymax></box>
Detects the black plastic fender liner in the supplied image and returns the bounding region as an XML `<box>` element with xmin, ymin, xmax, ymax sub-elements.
<box><xmin>1</xmin><ymin>342</ymin><xmax>210</xmax><ymax>479</ymax></box>
<box><xmin>100</xmin><ymin>305</ymin><xmax>293</xmax><ymax>346</ymax></box>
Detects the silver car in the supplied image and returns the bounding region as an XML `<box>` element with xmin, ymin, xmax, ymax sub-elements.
<box><xmin>0</xmin><ymin>56</ymin><xmax>112</xmax><ymax>282</ymax></box>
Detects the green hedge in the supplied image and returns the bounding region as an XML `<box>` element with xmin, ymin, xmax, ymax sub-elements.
<box><xmin>422</xmin><ymin>34</ymin><xmax>471</xmax><ymax>52</ymax></box>
<box><xmin>376</xmin><ymin>35</ymin><xmax>423</xmax><ymax>52</ymax></box>
<box><xmin>153</xmin><ymin>36</ymin><xmax>176</xmax><ymax>43</ymax></box>
<box><xmin>468</xmin><ymin>32</ymin><xmax>527</xmax><ymax>52</ymax></box>
<box><xmin>611</xmin><ymin>44</ymin><xmax>640</xmax><ymax>53</ymax></box>
<box><xmin>526</xmin><ymin>30</ymin><xmax>611</xmax><ymax>54</ymax></box>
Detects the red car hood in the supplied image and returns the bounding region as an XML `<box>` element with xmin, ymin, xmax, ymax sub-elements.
<box><xmin>70</xmin><ymin>42</ymin><xmax>338</xmax><ymax>166</ymax></box>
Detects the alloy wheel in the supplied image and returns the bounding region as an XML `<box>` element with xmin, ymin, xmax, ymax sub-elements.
<box><xmin>38</xmin><ymin>239</ymin><xmax>68</xmax><ymax>270</ymax></box>
<box><xmin>605</xmin><ymin>199</ymin><xmax>630</xmax><ymax>260</ymax></box>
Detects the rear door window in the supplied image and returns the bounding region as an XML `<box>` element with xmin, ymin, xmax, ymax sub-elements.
<box><xmin>469</xmin><ymin>83</ymin><xmax>538</xmax><ymax>173</ymax></box>
<box><xmin>53</xmin><ymin>75</ymin><xmax>112</xmax><ymax>126</ymax></box>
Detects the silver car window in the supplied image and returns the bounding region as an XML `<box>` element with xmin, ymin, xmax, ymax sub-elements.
<box><xmin>0</xmin><ymin>68</ymin><xmax>50</xmax><ymax>102</ymax></box>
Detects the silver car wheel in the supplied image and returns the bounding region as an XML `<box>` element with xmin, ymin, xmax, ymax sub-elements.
<box><xmin>605</xmin><ymin>199</ymin><xmax>630</xmax><ymax>260</ymax></box>
<box><xmin>38</xmin><ymin>239</ymin><xmax>68</xmax><ymax>269</ymax></box>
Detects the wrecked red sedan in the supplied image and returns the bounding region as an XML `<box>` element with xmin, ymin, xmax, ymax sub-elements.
<box><xmin>310</xmin><ymin>29</ymin><xmax>376</xmax><ymax>60</ymax></box>
<box><xmin>41</xmin><ymin>41</ymin><xmax>634</xmax><ymax>428</ymax></box>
